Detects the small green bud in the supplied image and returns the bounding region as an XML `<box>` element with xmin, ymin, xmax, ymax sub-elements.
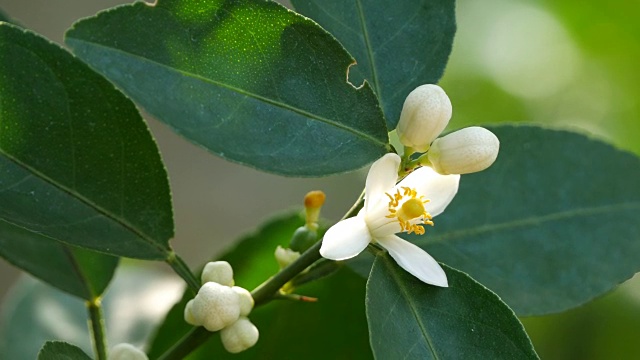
<box><xmin>289</xmin><ymin>226</ymin><xmax>317</xmax><ymax>252</ymax></box>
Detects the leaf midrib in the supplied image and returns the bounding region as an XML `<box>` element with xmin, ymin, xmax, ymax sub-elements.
<box><xmin>65</xmin><ymin>37</ymin><xmax>389</xmax><ymax>148</ymax></box>
<box><xmin>384</xmin><ymin>257</ymin><xmax>440</xmax><ymax>360</ymax></box>
<box><xmin>425</xmin><ymin>201</ymin><xmax>640</xmax><ymax>246</ymax></box>
<box><xmin>0</xmin><ymin>151</ymin><xmax>168</xmax><ymax>258</ymax></box>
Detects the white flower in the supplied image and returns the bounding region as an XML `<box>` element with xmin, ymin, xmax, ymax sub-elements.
<box><xmin>396</xmin><ymin>84</ymin><xmax>452</xmax><ymax>153</ymax></box>
<box><xmin>320</xmin><ymin>153</ymin><xmax>459</xmax><ymax>287</ymax></box>
<box><xmin>427</xmin><ymin>126</ymin><xmax>500</xmax><ymax>175</ymax></box>
<box><xmin>220</xmin><ymin>317</ymin><xmax>260</xmax><ymax>353</ymax></box>
<box><xmin>108</xmin><ymin>343</ymin><xmax>148</xmax><ymax>360</ymax></box>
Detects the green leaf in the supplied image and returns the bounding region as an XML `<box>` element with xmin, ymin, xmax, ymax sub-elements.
<box><xmin>149</xmin><ymin>211</ymin><xmax>372</xmax><ymax>359</ymax></box>
<box><xmin>64</xmin><ymin>0</ymin><xmax>390</xmax><ymax>177</ymax></box>
<box><xmin>417</xmin><ymin>125</ymin><xmax>640</xmax><ymax>315</ymax></box>
<box><xmin>37</xmin><ymin>341</ymin><xmax>92</xmax><ymax>360</ymax></box>
<box><xmin>368</xmin><ymin>254</ymin><xmax>538</xmax><ymax>359</ymax></box>
<box><xmin>0</xmin><ymin>23</ymin><xmax>173</xmax><ymax>260</ymax></box>
<box><xmin>0</xmin><ymin>221</ymin><xmax>118</xmax><ymax>299</ymax></box>
<box><xmin>0</xmin><ymin>266</ymin><xmax>183</xmax><ymax>359</ymax></box>
<box><xmin>290</xmin><ymin>0</ymin><xmax>456</xmax><ymax>129</ymax></box>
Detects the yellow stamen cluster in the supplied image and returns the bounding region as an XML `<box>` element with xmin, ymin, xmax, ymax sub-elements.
<box><xmin>385</xmin><ymin>187</ymin><xmax>433</xmax><ymax>235</ymax></box>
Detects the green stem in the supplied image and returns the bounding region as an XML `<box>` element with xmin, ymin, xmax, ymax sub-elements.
<box><xmin>87</xmin><ymin>298</ymin><xmax>107</xmax><ymax>360</ymax></box>
<box><xmin>156</xmin><ymin>327</ymin><xmax>213</xmax><ymax>360</ymax></box>
<box><xmin>157</xmin><ymin>191</ymin><xmax>366</xmax><ymax>360</ymax></box>
<box><xmin>166</xmin><ymin>251</ymin><xmax>200</xmax><ymax>295</ymax></box>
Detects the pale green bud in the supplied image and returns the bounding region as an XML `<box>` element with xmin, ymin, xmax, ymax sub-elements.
<box><xmin>220</xmin><ymin>317</ymin><xmax>259</xmax><ymax>354</ymax></box>
<box><xmin>427</xmin><ymin>127</ymin><xmax>500</xmax><ymax>175</ymax></box>
<box><xmin>108</xmin><ymin>343</ymin><xmax>148</xmax><ymax>360</ymax></box>
<box><xmin>397</xmin><ymin>84</ymin><xmax>452</xmax><ymax>153</ymax></box>
<box><xmin>201</xmin><ymin>261</ymin><xmax>234</xmax><ymax>286</ymax></box>
<box><xmin>274</xmin><ymin>245</ymin><xmax>301</xmax><ymax>269</ymax></box>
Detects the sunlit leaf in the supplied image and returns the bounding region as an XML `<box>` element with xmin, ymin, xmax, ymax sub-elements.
<box><xmin>65</xmin><ymin>0</ymin><xmax>389</xmax><ymax>176</ymax></box>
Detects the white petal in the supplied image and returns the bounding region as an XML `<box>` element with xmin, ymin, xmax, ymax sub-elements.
<box><xmin>365</xmin><ymin>153</ymin><xmax>401</xmax><ymax>213</ymax></box>
<box><xmin>377</xmin><ymin>235</ymin><xmax>448</xmax><ymax>287</ymax></box>
<box><xmin>398</xmin><ymin>166</ymin><xmax>459</xmax><ymax>217</ymax></box>
<box><xmin>320</xmin><ymin>216</ymin><xmax>371</xmax><ymax>260</ymax></box>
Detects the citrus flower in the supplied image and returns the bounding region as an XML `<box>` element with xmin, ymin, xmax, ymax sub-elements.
<box><xmin>320</xmin><ymin>153</ymin><xmax>460</xmax><ymax>287</ymax></box>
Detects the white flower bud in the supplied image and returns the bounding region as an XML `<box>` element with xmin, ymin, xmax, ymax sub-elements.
<box><xmin>108</xmin><ymin>343</ymin><xmax>148</xmax><ymax>360</ymax></box>
<box><xmin>427</xmin><ymin>126</ymin><xmax>500</xmax><ymax>175</ymax></box>
<box><xmin>396</xmin><ymin>84</ymin><xmax>452</xmax><ymax>152</ymax></box>
<box><xmin>232</xmin><ymin>286</ymin><xmax>254</xmax><ymax>317</ymax></box>
<box><xmin>220</xmin><ymin>317</ymin><xmax>259</xmax><ymax>354</ymax></box>
<box><xmin>274</xmin><ymin>245</ymin><xmax>301</xmax><ymax>269</ymax></box>
<box><xmin>201</xmin><ymin>261</ymin><xmax>234</xmax><ymax>286</ymax></box>
<box><xmin>188</xmin><ymin>282</ymin><xmax>241</xmax><ymax>331</ymax></box>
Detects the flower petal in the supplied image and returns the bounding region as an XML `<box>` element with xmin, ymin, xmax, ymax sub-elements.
<box><xmin>320</xmin><ymin>216</ymin><xmax>371</xmax><ymax>261</ymax></box>
<box><xmin>398</xmin><ymin>166</ymin><xmax>459</xmax><ymax>217</ymax></box>
<box><xmin>365</xmin><ymin>153</ymin><xmax>401</xmax><ymax>213</ymax></box>
<box><xmin>377</xmin><ymin>235</ymin><xmax>448</xmax><ymax>287</ymax></box>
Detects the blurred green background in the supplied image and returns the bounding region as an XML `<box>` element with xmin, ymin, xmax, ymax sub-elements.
<box><xmin>0</xmin><ymin>0</ymin><xmax>638</xmax><ymax>358</ymax></box>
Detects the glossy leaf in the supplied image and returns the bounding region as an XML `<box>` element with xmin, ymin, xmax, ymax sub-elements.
<box><xmin>290</xmin><ymin>0</ymin><xmax>456</xmax><ymax>128</ymax></box>
<box><xmin>353</xmin><ymin>125</ymin><xmax>640</xmax><ymax>315</ymax></box>
<box><xmin>0</xmin><ymin>24</ymin><xmax>173</xmax><ymax>260</ymax></box>
<box><xmin>0</xmin><ymin>221</ymin><xmax>118</xmax><ymax>299</ymax></box>
<box><xmin>37</xmin><ymin>342</ymin><xmax>92</xmax><ymax>360</ymax></box>
<box><xmin>0</xmin><ymin>266</ymin><xmax>183</xmax><ymax>359</ymax></box>
<box><xmin>367</xmin><ymin>254</ymin><xmax>538</xmax><ymax>359</ymax></box>
<box><xmin>65</xmin><ymin>0</ymin><xmax>390</xmax><ymax>177</ymax></box>
<box><xmin>148</xmin><ymin>211</ymin><xmax>372</xmax><ymax>359</ymax></box>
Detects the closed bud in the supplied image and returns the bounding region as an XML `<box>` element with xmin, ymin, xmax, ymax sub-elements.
<box><xmin>289</xmin><ymin>226</ymin><xmax>317</xmax><ymax>252</ymax></box>
<box><xmin>220</xmin><ymin>317</ymin><xmax>259</xmax><ymax>354</ymax></box>
<box><xmin>108</xmin><ymin>343</ymin><xmax>148</xmax><ymax>360</ymax></box>
<box><xmin>232</xmin><ymin>286</ymin><xmax>254</xmax><ymax>317</ymax></box>
<box><xmin>187</xmin><ymin>282</ymin><xmax>240</xmax><ymax>332</ymax></box>
<box><xmin>396</xmin><ymin>84</ymin><xmax>452</xmax><ymax>153</ymax></box>
<box><xmin>427</xmin><ymin>127</ymin><xmax>499</xmax><ymax>175</ymax></box>
<box><xmin>274</xmin><ymin>245</ymin><xmax>301</xmax><ymax>269</ymax></box>
<box><xmin>201</xmin><ymin>261</ymin><xmax>234</xmax><ymax>286</ymax></box>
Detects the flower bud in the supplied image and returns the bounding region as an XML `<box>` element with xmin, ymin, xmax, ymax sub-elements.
<box><xmin>232</xmin><ymin>286</ymin><xmax>254</xmax><ymax>317</ymax></box>
<box><xmin>201</xmin><ymin>261</ymin><xmax>234</xmax><ymax>286</ymax></box>
<box><xmin>108</xmin><ymin>343</ymin><xmax>148</xmax><ymax>360</ymax></box>
<box><xmin>274</xmin><ymin>245</ymin><xmax>301</xmax><ymax>269</ymax></box>
<box><xmin>220</xmin><ymin>317</ymin><xmax>259</xmax><ymax>354</ymax></box>
<box><xmin>187</xmin><ymin>282</ymin><xmax>241</xmax><ymax>331</ymax></box>
<box><xmin>396</xmin><ymin>84</ymin><xmax>452</xmax><ymax>153</ymax></box>
<box><xmin>427</xmin><ymin>126</ymin><xmax>500</xmax><ymax>175</ymax></box>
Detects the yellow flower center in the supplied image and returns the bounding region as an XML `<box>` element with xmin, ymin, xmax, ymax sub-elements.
<box><xmin>385</xmin><ymin>187</ymin><xmax>433</xmax><ymax>235</ymax></box>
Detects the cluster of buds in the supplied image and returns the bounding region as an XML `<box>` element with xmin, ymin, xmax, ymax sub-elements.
<box><xmin>184</xmin><ymin>261</ymin><xmax>259</xmax><ymax>353</ymax></box>
<box><xmin>396</xmin><ymin>84</ymin><xmax>500</xmax><ymax>175</ymax></box>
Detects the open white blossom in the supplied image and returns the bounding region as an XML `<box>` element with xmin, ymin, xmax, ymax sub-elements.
<box><xmin>320</xmin><ymin>153</ymin><xmax>459</xmax><ymax>286</ymax></box>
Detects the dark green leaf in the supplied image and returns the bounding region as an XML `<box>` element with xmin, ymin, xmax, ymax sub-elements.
<box><xmin>0</xmin><ymin>220</ymin><xmax>118</xmax><ymax>299</ymax></box>
<box><xmin>0</xmin><ymin>23</ymin><xmax>173</xmax><ymax>260</ymax></box>
<box><xmin>290</xmin><ymin>0</ymin><xmax>456</xmax><ymax>128</ymax></box>
<box><xmin>149</xmin><ymin>211</ymin><xmax>372</xmax><ymax>359</ymax></box>
<box><xmin>37</xmin><ymin>341</ymin><xmax>92</xmax><ymax>360</ymax></box>
<box><xmin>65</xmin><ymin>0</ymin><xmax>390</xmax><ymax>177</ymax></box>
<box><xmin>368</xmin><ymin>254</ymin><xmax>538</xmax><ymax>359</ymax></box>
<box><xmin>0</xmin><ymin>266</ymin><xmax>182</xmax><ymax>359</ymax></box>
<box><xmin>353</xmin><ymin>125</ymin><xmax>640</xmax><ymax>316</ymax></box>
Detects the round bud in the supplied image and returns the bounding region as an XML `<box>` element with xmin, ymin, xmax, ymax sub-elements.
<box><xmin>274</xmin><ymin>245</ymin><xmax>301</xmax><ymax>269</ymax></box>
<box><xmin>427</xmin><ymin>127</ymin><xmax>500</xmax><ymax>175</ymax></box>
<box><xmin>201</xmin><ymin>261</ymin><xmax>234</xmax><ymax>286</ymax></box>
<box><xmin>220</xmin><ymin>317</ymin><xmax>259</xmax><ymax>354</ymax></box>
<box><xmin>189</xmin><ymin>282</ymin><xmax>241</xmax><ymax>332</ymax></box>
<box><xmin>232</xmin><ymin>286</ymin><xmax>255</xmax><ymax>317</ymax></box>
<box><xmin>183</xmin><ymin>299</ymin><xmax>198</xmax><ymax>326</ymax></box>
<box><xmin>396</xmin><ymin>84</ymin><xmax>452</xmax><ymax>153</ymax></box>
<box><xmin>108</xmin><ymin>343</ymin><xmax>148</xmax><ymax>360</ymax></box>
<box><xmin>289</xmin><ymin>226</ymin><xmax>317</xmax><ymax>252</ymax></box>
